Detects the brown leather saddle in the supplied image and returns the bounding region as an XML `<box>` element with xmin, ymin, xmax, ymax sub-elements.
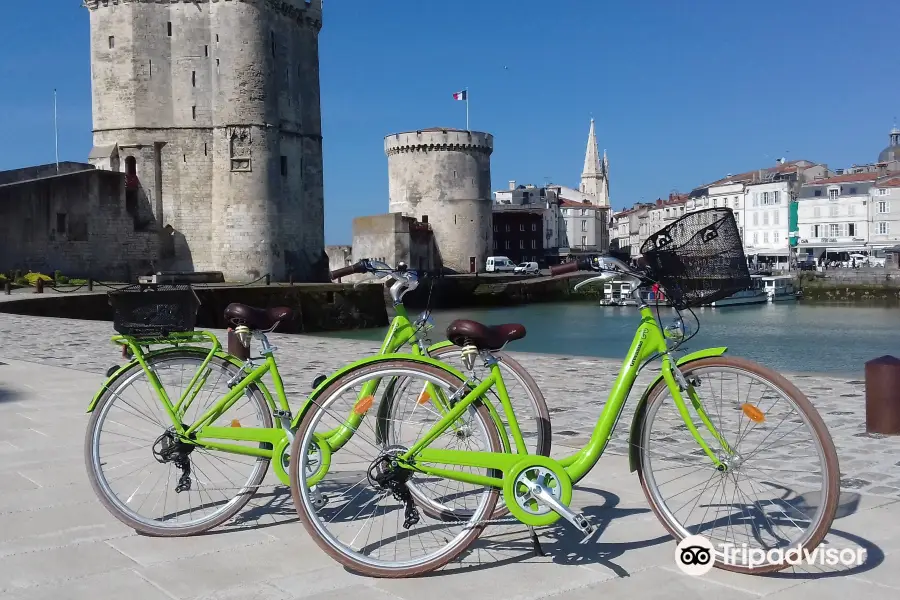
<box><xmin>224</xmin><ymin>303</ymin><xmax>293</xmax><ymax>330</ymax></box>
<box><xmin>446</xmin><ymin>319</ymin><xmax>526</xmax><ymax>351</ymax></box>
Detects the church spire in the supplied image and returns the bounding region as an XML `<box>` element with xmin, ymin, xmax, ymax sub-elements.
<box><xmin>582</xmin><ymin>118</ymin><xmax>602</xmax><ymax>177</ymax></box>
<box><xmin>580</xmin><ymin>118</ymin><xmax>609</xmax><ymax>207</ymax></box>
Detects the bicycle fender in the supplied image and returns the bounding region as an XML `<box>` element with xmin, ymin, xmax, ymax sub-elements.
<box><xmin>291</xmin><ymin>353</ymin><xmax>471</xmax><ymax>429</ymax></box>
<box><xmin>426</xmin><ymin>340</ymin><xmax>455</xmax><ymax>353</ymax></box>
<box><xmin>85</xmin><ymin>348</ymin><xmax>275</xmax><ymax>413</ymax></box>
<box><xmin>627</xmin><ymin>347</ymin><xmax>727</xmax><ymax>472</ymax></box>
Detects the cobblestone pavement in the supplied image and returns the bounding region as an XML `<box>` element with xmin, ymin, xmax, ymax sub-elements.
<box><xmin>1</xmin><ymin>314</ymin><xmax>899</xmax><ymax>599</ymax></box>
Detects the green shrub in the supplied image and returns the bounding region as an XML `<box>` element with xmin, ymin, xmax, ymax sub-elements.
<box><xmin>69</xmin><ymin>278</ymin><xmax>89</xmax><ymax>285</ymax></box>
<box><xmin>15</xmin><ymin>277</ymin><xmax>28</xmax><ymax>286</ymax></box>
<box><xmin>23</xmin><ymin>272</ymin><xmax>52</xmax><ymax>286</ymax></box>
<box><xmin>53</xmin><ymin>270</ymin><xmax>70</xmax><ymax>285</ymax></box>
<box><xmin>0</xmin><ymin>274</ymin><xmax>6</xmax><ymax>284</ymax></box>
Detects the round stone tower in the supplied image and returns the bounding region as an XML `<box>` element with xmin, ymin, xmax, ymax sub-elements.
<box><xmin>84</xmin><ymin>0</ymin><xmax>326</xmax><ymax>282</ymax></box>
<box><xmin>385</xmin><ymin>129</ymin><xmax>494</xmax><ymax>273</ymax></box>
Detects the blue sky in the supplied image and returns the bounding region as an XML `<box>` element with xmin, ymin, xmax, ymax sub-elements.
<box><xmin>1</xmin><ymin>0</ymin><xmax>898</xmax><ymax>244</ymax></box>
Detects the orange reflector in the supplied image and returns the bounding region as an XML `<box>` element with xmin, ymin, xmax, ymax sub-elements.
<box><xmin>417</xmin><ymin>390</ymin><xmax>431</xmax><ymax>405</ymax></box>
<box><xmin>230</xmin><ymin>419</ymin><xmax>242</xmax><ymax>427</ymax></box>
<box><xmin>353</xmin><ymin>395</ymin><xmax>375</xmax><ymax>416</ymax></box>
<box><xmin>741</xmin><ymin>403</ymin><xmax>765</xmax><ymax>423</ymax></box>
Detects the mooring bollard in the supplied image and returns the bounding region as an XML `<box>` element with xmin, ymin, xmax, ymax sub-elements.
<box><xmin>865</xmin><ymin>355</ymin><xmax>900</xmax><ymax>435</ymax></box>
<box><xmin>265</xmin><ymin>273</ymin><xmax>271</xmax><ymax>286</ymax></box>
<box><xmin>4</xmin><ymin>280</ymin><xmax>10</xmax><ymax>295</ymax></box>
<box><xmin>35</xmin><ymin>278</ymin><xmax>44</xmax><ymax>294</ymax></box>
<box><xmin>88</xmin><ymin>278</ymin><xmax>93</xmax><ymax>291</ymax></box>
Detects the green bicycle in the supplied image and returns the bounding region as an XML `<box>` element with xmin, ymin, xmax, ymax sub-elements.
<box><xmin>83</xmin><ymin>260</ymin><xmax>550</xmax><ymax>536</ymax></box>
<box><xmin>288</xmin><ymin>208</ymin><xmax>840</xmax><ymax>577</ymax></box>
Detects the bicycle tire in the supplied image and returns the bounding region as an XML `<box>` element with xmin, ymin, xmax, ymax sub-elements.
<box><xmin>636</xmin><ymin>356</ymin><xmax>840</xmax><ymax>574</ymax></box>
<box><xmin>289</xmin><ymin>359</ymin><xmax>502</xmax><ymax>577</ymax></box>
<box><xmin>84</xmin><ymin>350</ymin><xmax>273</xmax><ymax>536</ymax></box>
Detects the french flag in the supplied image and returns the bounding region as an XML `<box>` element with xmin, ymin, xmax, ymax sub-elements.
<box><xmin>452</xmin><ymin>90</ymin><xmax>467</xmax><ymax>101</ymax></box>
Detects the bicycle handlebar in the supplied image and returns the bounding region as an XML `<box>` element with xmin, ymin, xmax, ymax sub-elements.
<box><xmin>330</xmin><ymin>260</ymin><xmax>367</xmax><ymax>280</ymax></box>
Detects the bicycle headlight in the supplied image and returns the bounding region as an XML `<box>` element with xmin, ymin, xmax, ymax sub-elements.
<box><xmin>664</xmin><ymin>318</ymin><xmax>685</xmax><ymax>341</ymax></box>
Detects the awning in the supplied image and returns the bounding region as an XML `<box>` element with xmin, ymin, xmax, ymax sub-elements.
<box><xmin>826</xmin><ymin>246</ymin><xmax>867</xmax><ymax>252</ymax></box>
<box><xmin>753</xmin><ymin>251</ymin><xmax>790</xmax><ymax>257</ymax></box>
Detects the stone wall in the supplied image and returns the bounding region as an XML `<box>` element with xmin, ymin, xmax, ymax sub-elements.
<box><xmin>84</xmin><ymin>0</ymin><xmax>326</xmax><ymax>283</ymax></box>
<box><xmin>0</xmin><ymin>162</ymin><xmax>94</xmax><ymax>186</ymax></box>
<box><xmin>0</xmin><ymin>282</ymin><xmax>387</xmax><ymax>334</ymax></box>
<box><xmin>0</xmin><ymin>169</ymin><xmax>159</xmax><ymax>280</ymax></box>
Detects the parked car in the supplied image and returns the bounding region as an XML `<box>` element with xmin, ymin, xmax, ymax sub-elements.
<box><xmin>514</xmin><ymin>261</ymin><xmax>540</xmax><ymax>275</ymax></box>
<box><xmin>485</xmin><ymin>256</ymin><xmax>517</xmax><ymax>272</ymax></box>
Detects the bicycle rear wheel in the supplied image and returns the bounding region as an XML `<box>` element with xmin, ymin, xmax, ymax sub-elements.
<box><xmin>290</xmin><ymin>359</ymin><xmax>502</xmax><ymax>577</ymax></box>
<box><xmin>636</xmin><ymin>356</ymin><xmax>840</xmax><ymax>573</ymax></box>
<box><xmin>85</xmin><ymin>350</ymin><xmax>272</xmax><ymax>536</ymax></box>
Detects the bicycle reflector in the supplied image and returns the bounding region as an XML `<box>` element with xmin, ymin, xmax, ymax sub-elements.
<box><xmin>353</xmin><ymin>395</ymin><xmax>375</xmax><ymax>416</ymax></box>
<box><xmin>741</xmin><ymin>403</ymin><xmax>765</xmax><ymax>423</ymax></box>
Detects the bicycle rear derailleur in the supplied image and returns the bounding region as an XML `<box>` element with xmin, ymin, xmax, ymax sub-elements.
<box><xmin>152</xmin><ymin>429</ymin><xmax>195</xmax><ymax>493</ymax></box>
<box><xmin>368</xmin><ymin>446</ymin><xmax>420</xmax><ymax>529</ymax></box>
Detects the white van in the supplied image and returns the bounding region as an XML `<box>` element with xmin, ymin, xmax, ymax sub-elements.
<box><xmin>485</xmin><ymin>256</ymin><xmax>516</xmax><ymax>272</ymax></box>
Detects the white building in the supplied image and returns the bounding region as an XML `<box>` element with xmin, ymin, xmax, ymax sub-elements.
<box><xmin>744</xmin><ymin>181</ymin><xmax>790</xmax><ymax>264</ymax></box>
<box><xmin>796</xmin><ymin>173</ymin><xmax>874</xmax><ymax>261</ymax></box>
<box><xmin>868</xmin><ymin>176</ymin><xmax>900</xmax><ymax>251</ymax></box>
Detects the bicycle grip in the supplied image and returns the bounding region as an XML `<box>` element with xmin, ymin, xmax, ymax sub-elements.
<box><xmin>550</xmin><ymin>260</ymin><xmax>591</xmax><ymax>276</ymax></box>
<box><xmin>330</xmin><ymin>260</ymin><xmax>366</xmax><ymax>280</ymax></box>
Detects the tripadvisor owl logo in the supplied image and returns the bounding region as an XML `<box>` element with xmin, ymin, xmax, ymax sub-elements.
<box><xmin>675</xmin><ymin>534</ymin><xmax>867</xmax><ymax>575</ymax></box>
<box><xmin>675</xmin><ymin>535</ymin><xmax>715</xmax><ymax>576</ymax></box>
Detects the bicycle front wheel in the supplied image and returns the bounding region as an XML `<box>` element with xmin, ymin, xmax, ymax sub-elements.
<box><xmin>637</xmin><ymin>356</ymin><xmax>840</xmax><ymax>574</ymax></box>
<box><xmin>85</xmin><ymin>350</ymin><xmax>272</xmax><ymax>536</ymax></box>
<box><xmin>289</xmin><ymin>359</ymin><xmax>502</xmax><ymax>577</ymax></box>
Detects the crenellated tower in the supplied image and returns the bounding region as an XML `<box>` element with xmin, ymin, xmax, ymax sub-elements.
<box><xmin>84</xmin><ymin>0</ymin><xmax>326</xmax><ymax>282</ymax></box>
<box><xmin>385</xmin><ymin>129</ymin><xmax>494</xmax><ymax>273</ymax></box>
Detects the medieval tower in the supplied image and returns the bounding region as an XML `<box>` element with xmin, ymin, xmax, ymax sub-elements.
<box><xmin>385</xmin><ymin>129</ymin><xmax>494</xmax><ymax>273</ymax></box>
<box><xmin>84</xmin><ymin>0</ymin><xmax>326</xmax><ymax>282</ymax></box>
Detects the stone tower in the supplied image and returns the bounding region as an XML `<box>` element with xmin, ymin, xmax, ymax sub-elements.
<box><xmin>385</xmin><ymin>128</ymin><xmax>493</xmax><ymax>273</ymax></box>
<box><xmin>580</xmin><ymin>118</ymin><xmax>610</xmax><ymax>207</ymax></box>
<box><xmin>84</xmin><ymin>0</ymin><xmax>326</xmax><ymax>282</ymax></box>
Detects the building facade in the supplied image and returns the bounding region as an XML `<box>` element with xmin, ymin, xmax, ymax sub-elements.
<box><xmin>869</xmin><ymin>176</ymin><xmax>900</xmax><ymax>250</ymax></box>
<box><xmin>84</xmin><ymin>0</ymin><xmax>327</xmax><ymax>282</ymax></box>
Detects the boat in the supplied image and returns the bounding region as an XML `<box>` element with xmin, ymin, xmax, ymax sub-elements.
<box><xmin>708</xmin><ymin>277</ymin><xmax>768</xmax><ymax>307</ymax></box>
<box><xmin>599</xmin><ymin>281</ymin><xmax>637</xmax><ymax>306</ymax></box>
<box><xmin>759</xmin><ymin>274</ymin><xmax>796</xmax><ymax>302</ymax></box>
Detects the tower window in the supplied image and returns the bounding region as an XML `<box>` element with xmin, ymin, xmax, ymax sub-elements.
<box><xmin>192</xmin><ymin>106</ymin><xmax>196</xmax><ymax>120</ymax></box>
<box><xmin>167</xmin><ymin>22</ymin><xmax>172</xmax><ymax>36</ymax></box>
<box><xmin>149</xmin><ymin>59</ymin><xmax>152</xmax><ymax>77</ymax></box>
<box><xmin>204</xmin><ymin>45</ymin><xmax>208</xmax><ymax>57</ymax></box>
<box><xmin>108</xmin><ymin>36</ymin><xmax>115</xmax><ymax>49</ymax></box>
<box><xmin>216</xmin><ymin>59</ymin><xmax>220</xmax><ymax>74</ymax></box>
<box><xmin>192</xmin><ymin>71</ymin><xmax>196</xmax><ymax>87</ymax></box>
<box><xmin>204</xmin><ymin>143</ymin><xmax>208</xmax><ymax>156</ymax></box>
<box><xmin>216</xmin><ymin>34</ymin><xmax>219</xmax><ymax>43</ymax></box>
<box><xmin>56</xmin><ymin>213</ymin><xmax>67</xmax><ymax>233</ymax></box>
<box><xmin>422</xmin><ymin>215</ymin><xmax>429</xmax><ymax>224</ymax></box>
<box><xmin>280</xmin><ymin>156</ymin><xmax>288</xmax><ymax>176</ymax></box>
<box><xmin>271</xmin><ymin>31</ymin><xmax>275</xmax><ymax>57</ymax></box>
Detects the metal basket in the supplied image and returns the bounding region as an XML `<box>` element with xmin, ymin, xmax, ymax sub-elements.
<box><xmin>640</xmin><ymin>208</ymin><xmax>751</xmax><ymax>309</ymax></box>
<box><xmin>108</xmin><ymin>284</ymin><xmax>201</xmax><ymax>337</ymax></box>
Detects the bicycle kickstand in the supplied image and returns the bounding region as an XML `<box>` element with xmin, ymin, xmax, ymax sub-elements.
<box><xmin>528</xmin><ymin>526</ymin><xmax>546</xmax><ymax>557</ymax></box>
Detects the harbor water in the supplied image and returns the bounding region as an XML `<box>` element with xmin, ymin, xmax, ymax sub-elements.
<box><xmin>316</xmin><ymin>301</ymin><xmax>900</xmax><ymax>376</ymax></box>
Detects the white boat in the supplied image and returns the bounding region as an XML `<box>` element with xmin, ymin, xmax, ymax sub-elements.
<box><xmin>599</xmin><ymin>281</ymin><xmax>637</xmax><ymax>306</ymax></box>
<box><xmin>759</xmin><ymin>274</ymin><xmax>796</xmax><ymax>302</ymax></box>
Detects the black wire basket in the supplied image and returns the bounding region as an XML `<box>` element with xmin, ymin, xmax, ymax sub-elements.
<box><xmin>108</xmin><ymin>284</ymin><xmax>201</xmax><ymax>336</ymax></box>
<box><xmin>640</xmin><ymin>208</ymin><xmax>752</xmax><ymax>309</ymax></box>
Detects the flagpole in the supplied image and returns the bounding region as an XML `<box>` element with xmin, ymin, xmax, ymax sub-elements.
<box><xmin>54</xmin><ymin>89</ymin><xmax>59</xmax><ymax>173</ymax></box>
<box><xmin>466</xmin><ymin>88</ymin><xmax>469</xmax><ymax>131</ymax></box>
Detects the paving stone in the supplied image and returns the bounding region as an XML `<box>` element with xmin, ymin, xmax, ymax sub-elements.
<box><xmin>2</xmin><ymin>313</ymin><xmax>900</xmax><ymax>598</ymax></box>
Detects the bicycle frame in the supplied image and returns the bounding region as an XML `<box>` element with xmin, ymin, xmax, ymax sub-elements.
<box><xmin>85</xmin><ymin>302</ymin><xmax>513</xmax><ymax>484</ymax></box>
<box><xmin>400</xmin><ymin>305</ymin><xmax>733</xmax><ymax>489</ymax></box>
